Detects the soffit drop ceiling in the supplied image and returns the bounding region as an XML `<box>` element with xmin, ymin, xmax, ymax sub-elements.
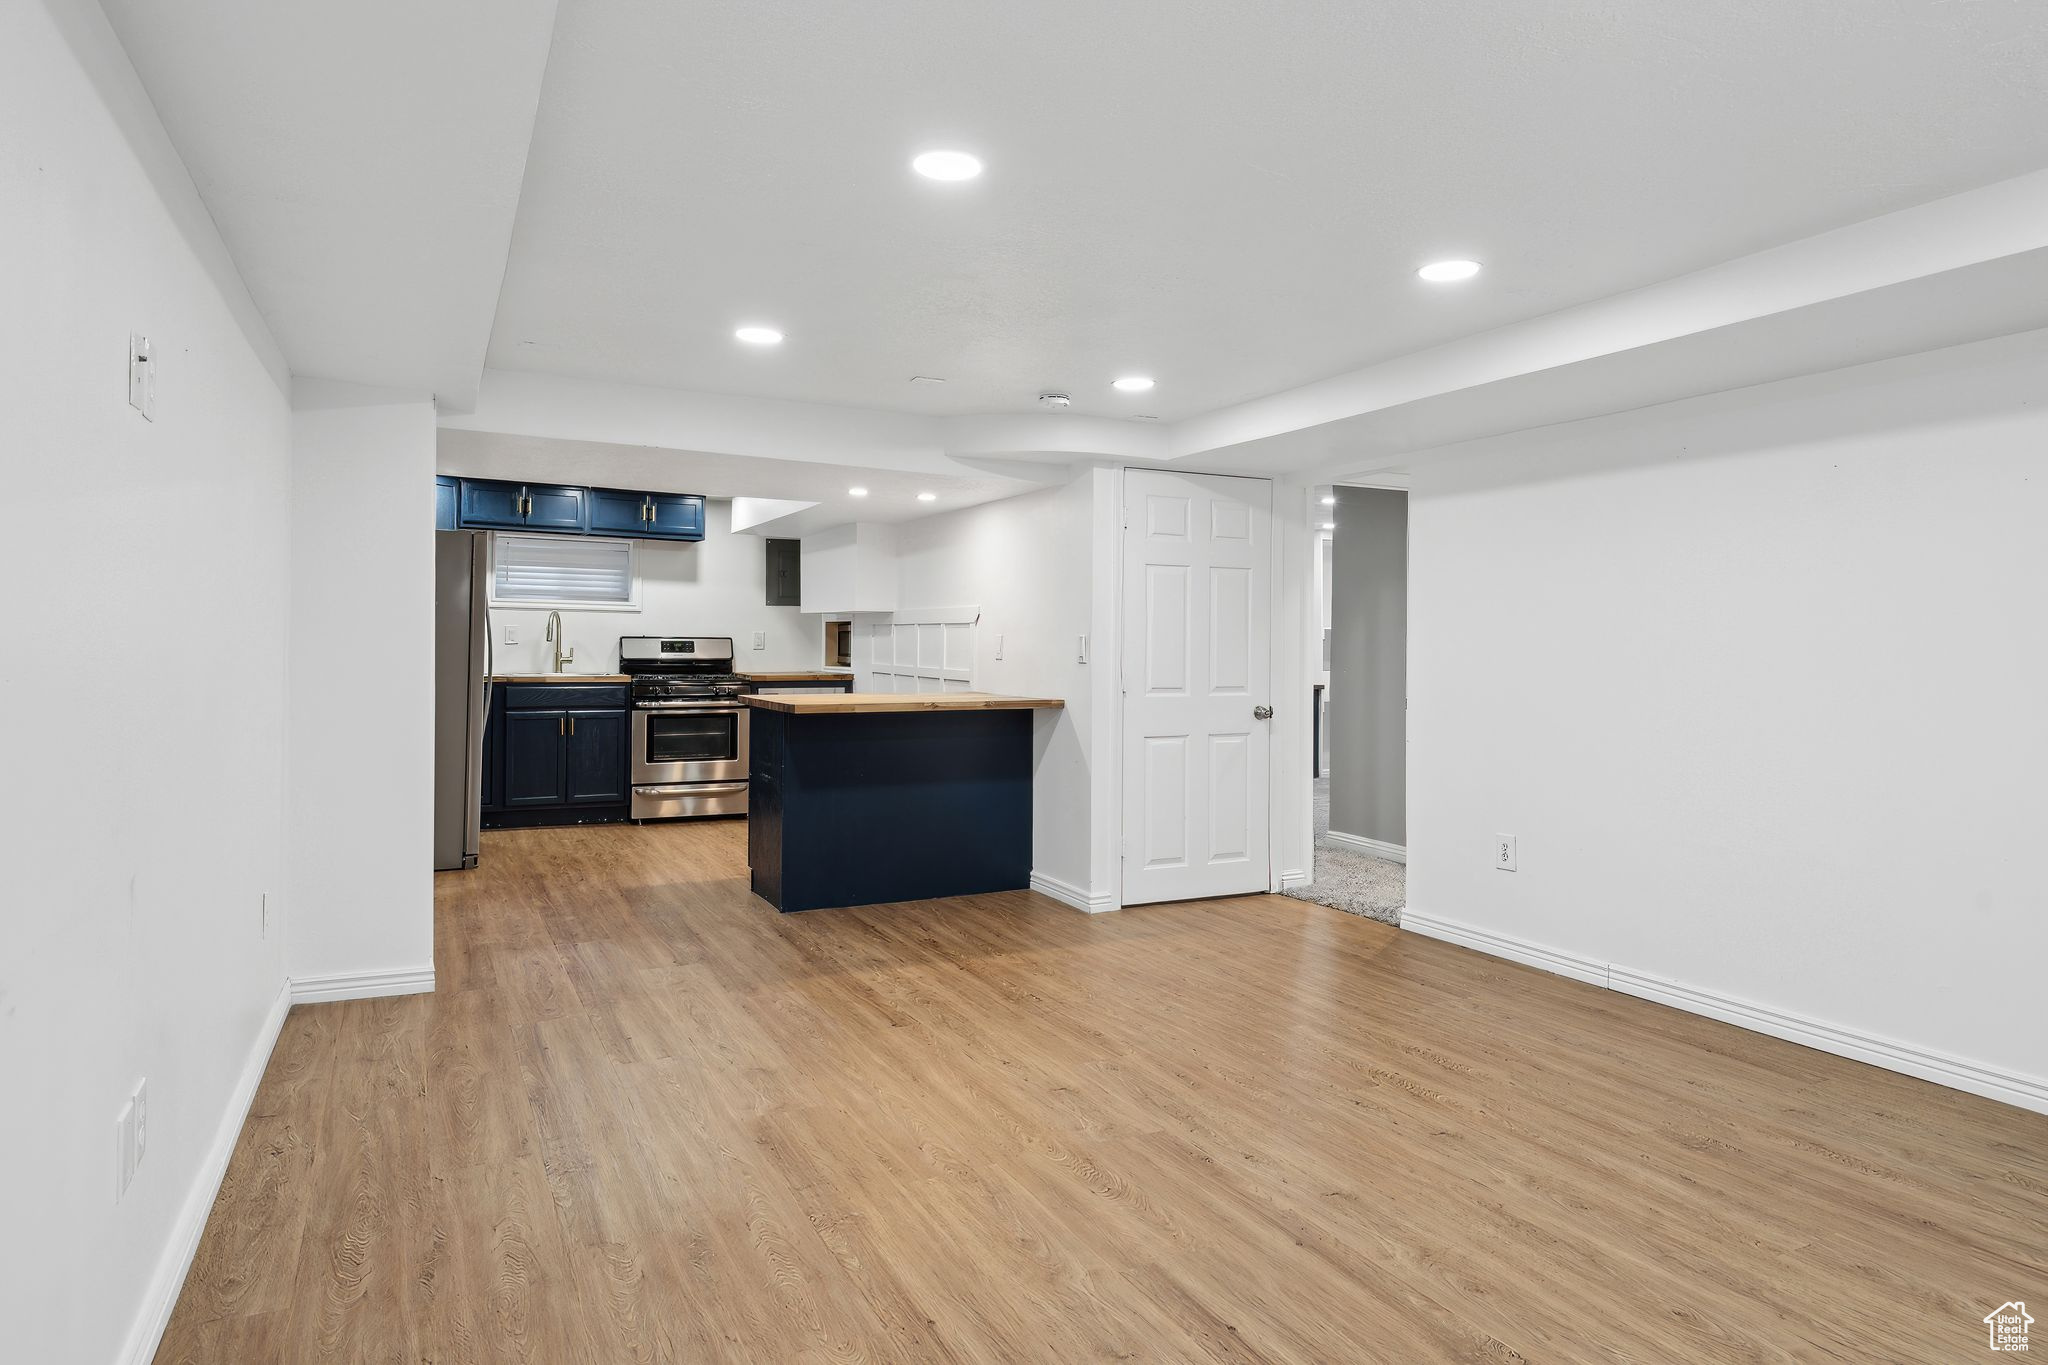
<box><xmin>489</xmin><ymin>0</ymin><xmax>2048</xmax><ymax>422</ymax></box>
<box><xmin>97</xmin><ymin>0</ymin><xmax>559</xmax><ymax>407</ymax></box>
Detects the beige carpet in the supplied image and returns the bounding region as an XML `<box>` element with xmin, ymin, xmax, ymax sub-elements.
<box><xmin>1282</xmin><ymin>775</ymin><xmax>1405</xmax><ymax>924</ymax></box>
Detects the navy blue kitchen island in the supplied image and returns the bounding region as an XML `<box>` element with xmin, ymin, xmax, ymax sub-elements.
<box><xmin>744</xmin><ymin>692</ymin><xmax>1064</xmax><ymax>912</ymax></box>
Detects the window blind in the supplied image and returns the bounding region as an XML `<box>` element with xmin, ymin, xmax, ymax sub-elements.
<box><xmin>491</xmin><ymin>533</ymin><xmax>636</xmax><ymax>606</ymax></box>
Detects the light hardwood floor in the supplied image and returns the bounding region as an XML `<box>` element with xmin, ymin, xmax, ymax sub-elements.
<box><xmin>157</xmin><ymin>820</ymin><xmax>2047</xmax><ymax>1363</ymax></box>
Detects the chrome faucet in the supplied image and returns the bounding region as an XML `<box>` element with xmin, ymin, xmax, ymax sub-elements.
<box><xmin>546</xmin><ymin>611</ymin><xmax>574</xmax><ymax>673</ymax></box>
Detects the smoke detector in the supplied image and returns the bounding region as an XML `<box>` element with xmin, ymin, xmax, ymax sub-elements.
<box><xmin>1038</xmin><ymin>392</ymin><xmax>1072</xmax><ymax>410</ymax></box>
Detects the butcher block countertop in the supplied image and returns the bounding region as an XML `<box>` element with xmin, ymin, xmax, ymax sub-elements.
<box><xmin>742</xmin><ymin>691</ymin><xmax>1064</xmax><ymax>715</ymax></box>
<box><xmin>491</xmin><ymin>673</ymin><xmax>631</xmax><ymax>683</ymax></box>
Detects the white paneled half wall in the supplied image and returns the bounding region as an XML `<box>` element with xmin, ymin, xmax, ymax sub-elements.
<box><xmin>859</xmin><ymin>608</ymin><xmax>977</xmax><ymax>692</ymax></box>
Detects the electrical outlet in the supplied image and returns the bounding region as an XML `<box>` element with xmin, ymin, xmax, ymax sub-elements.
<box><xmin>503</xmin><ymin>623</ymin><xmax>520</xmax><ymax>645</ymax></box>
<box><xmin>128</xmin><ymin>333</ymin><xmax>155</xmax><ymax>421</ymax></box>
<box><xmin>993</xmin><ymin>633</ymin><xmax>1005</xmax><ymax>661</ymax></box>
<box><xmin>1076</xmin><ymin>634</ymin><xmax>1089</xmax><ymax>664</ymax></box>
<box><xmin>1494</xmin><ymin>834</ymin><xmax>1518</xmax><ymax>871</ymax></box>
<box><xmin>752</xmin><ymin>631</ymin><xmax>766</xmax><ymax>650</ymax></box>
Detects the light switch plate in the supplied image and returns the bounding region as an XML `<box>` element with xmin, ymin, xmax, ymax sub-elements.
<box><xmin>128</xmin><ymin>333</ymin><xmax>155</xmax><ymax>421</ymax></box>
<box><xmin>503</xmin><ymin>623</ymin><xmax>520</xmax><ymax>645</ymax></box>
<box><xmin>1494</xmin><ymin>834</ymin><xmax>1518</xmax><ymax>871</ymax></box>
<box><xmin>752</xmin><ymin>631</ymin><xmax>766</xmax><ymax>650</ymax></box>
<box><xmin>993</xmin><ymin>634</ymin><xmax>1005</xmax><ymax>661</ymax></box>
<box><xmin>114</xmin><ymin>1097</ymin><xmax>135</xmax><ymax>1200</ymax></box>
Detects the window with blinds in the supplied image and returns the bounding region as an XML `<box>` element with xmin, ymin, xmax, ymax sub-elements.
<box><xmin>488</xmin><ymin>533</ymin><xmax>639</xmax><ymax>610</ymax></box>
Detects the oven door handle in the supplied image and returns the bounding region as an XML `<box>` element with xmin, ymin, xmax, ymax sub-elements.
<box><xmin>634</xmin><ymin>701</ymin><xmax>745</xmax><ymax>713</ymax></box>
<box><xmin>635</xmin><ymin>781</ymin><xmax>750</xmax><ymax>797</ymax></box>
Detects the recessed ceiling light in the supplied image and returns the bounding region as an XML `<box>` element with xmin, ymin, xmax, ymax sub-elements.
<box><xmin>1320</xmin><ymin>495</ymin><xmax>1336</xmax><ymax>505</ymax></box>
<box><xmin>909</xmin><ymin>375</ymin><xmax>947</xmax><ymax>385</ymax></box>
<box><xmin>734</xmin><ymin>325</ymin><xmax>784</xmax><ymax>345</ymax></box>
<box><xmin>916</xmin><ymin>492</ymin><xmax>937</xmax><ymax>502</ymax></box>
<box><xmin>912</xmin><ymin>150</ymin><xmax>982</xmax><ymax>181</ymax></box>
<box><xmin>1112</xmin><ymin>376</ymin><xmax>1155</xmax><ymax>392</ymax></box>
<box><xmin>1417</xmin><ymin>259</ymin><xmax>1481</xmax><ymax>283</ymax></box>
<box><xmin>848</xmin><ymin>487</ymin><xmax>869</xmax><ymax>497</ymax></box>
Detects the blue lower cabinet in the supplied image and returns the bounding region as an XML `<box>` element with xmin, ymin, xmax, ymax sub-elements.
<box><xmin>565</xmin><ymin>710</ymin><xmax>629</xmax><ymax>804</ymax></box>
<box><xmin>502</xmin><ymin>710</ymin><xmax>568</xmax><ymax>806</ymax></box>
<box><xmin>748</xmin><ymin>708</ymin><xmax>1033</xmax><ymax>912</ymax></box>
<box><xmin>435</xmin><ymin>476</ymin><xmax>458</xmax><ymax>530</ymax></box>
<box><xmin>483</xmin><ymin>686</ymin><xmax>630</xmax><ymax>827</ymax></box>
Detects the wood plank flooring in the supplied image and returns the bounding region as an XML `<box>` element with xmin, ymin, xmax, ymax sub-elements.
<box><xmin>157</xmin><ymin>820</ymin><xmax>2047</xmax><ymax>1363</ymax></box>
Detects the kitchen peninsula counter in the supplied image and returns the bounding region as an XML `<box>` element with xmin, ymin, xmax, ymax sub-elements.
<box><xmin>744</xmin><ymin>693</ymin><xmax>1063</xmax><ymax>912</ymax></box>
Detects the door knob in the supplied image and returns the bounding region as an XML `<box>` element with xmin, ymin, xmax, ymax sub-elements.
<box><xmin>1253</xmin><ymin>705</ymin><xmax>1274</xmax><ymax>720</ymax></box>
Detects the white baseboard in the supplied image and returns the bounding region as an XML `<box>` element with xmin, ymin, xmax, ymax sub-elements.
<box><xmin>290</xmin><ymin>965</ymin><xmax>436</xmax><ymax>1004</ymax></box>
<box><xmin>1324</xmin><ymin>830</ymin><xmax>1407</xmax><ymax>864</ymax></box>
<box><xmin>1029</xmin><ymin>871</ymin><xmax>1118</xmax><ymax>914</ymax></box>
<box><xmin>120</xmin><ymin>979</ymin><xmax>292</xmax><ymax>1365</ymax></box>
<box><xmin>1401</xmin><ymin>911</ymin><xmax>1609</xmax><ymax>987</ymax></box>
<box><xmin>1277</xmin><ymin>868</ymin><xmax>1310</xmax><ymax>891</ymax></box>
<box><xmin>1402</xmin><ymin>910</ymin><xmax>2048</xmax><ymax>1115</ymax></box>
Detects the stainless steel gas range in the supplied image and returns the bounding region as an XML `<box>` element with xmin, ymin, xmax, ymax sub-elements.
<box><xmin>620</xmin><ymin>636</ymin><xmax>749</xmax><ymax>819</ymax></box>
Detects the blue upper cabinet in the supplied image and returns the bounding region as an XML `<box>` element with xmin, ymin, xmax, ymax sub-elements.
<box><xmin>588</xmin><ymin>487</ymin><xmax>706</xmax><ymax>542</ymax></box>
<box><xmin>457</xmin><ymin>479</ymin><xmax>590</xmax><ymax>534</ymax></box>
<box><xmin>587</xmin><ymin>488</ymin><xmax>651</xmax><ymax>537</ymax></box>
<box><xmin>522</xmin><ymin>484</ymin><xmax>588</xmax><ymax>532</ymax></box>
<box><xmin>454</xmin><ymin>478</ymin><xmax>697</xmax><ymax>541</ymax></box>
<box><xmin>434</xmin><ymin>476</ymin><xmax>458</xmax><ymax>530</ymax></box>
<box><xmin>646</xmin><ymin>493</ymin><xmax>706</xmax><ymax>541</ymax></box>
<box><xmin>457</xmin><ymin>479</ymin><xmax>528</xmax><ymax>529</ymax></box>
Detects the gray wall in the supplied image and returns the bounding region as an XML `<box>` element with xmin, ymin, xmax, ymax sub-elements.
<box><xmin>1328</xmin><ymin>486</ymin><xmax>1407</xmax><ymax>845</ymax></box>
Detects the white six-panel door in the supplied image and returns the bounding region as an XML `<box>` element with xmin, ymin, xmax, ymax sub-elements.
<box><xmin>1121</xmin><ymin>470</ymin><xmax>1273</xmax><ymax>905</ymax></box>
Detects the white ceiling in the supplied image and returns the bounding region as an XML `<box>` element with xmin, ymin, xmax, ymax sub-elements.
<box><xmin>489</xmin><ymin>0</ymin><xmax>2048</xmax><ymax>421</ymax></box>
<box><xmin>101</xmin><ymin>0</ymin><xmax>2048</xmax><ymax>500</ymax></box>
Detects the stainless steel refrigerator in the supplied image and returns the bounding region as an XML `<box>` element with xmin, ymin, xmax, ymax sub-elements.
<box><xmin>434</xmin><ymin>530</ymin><xmax>490</xmax><ymax>870</ymax></box>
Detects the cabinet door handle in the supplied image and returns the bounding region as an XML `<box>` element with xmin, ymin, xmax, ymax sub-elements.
<box><xmin>569</xmin><ymin>717</ymin><xmax>576</xmax><ymax>736</ymax></box>
<box><xmin>558</xmin><ymin>716</ymin><xmax>565</xmax><ymax>736</ymax></box>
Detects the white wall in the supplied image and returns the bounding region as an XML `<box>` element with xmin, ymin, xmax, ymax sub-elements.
<box><xmin>489</xmin><ymin>500</ymin><xmax>821</xmax><ymax>672</ymax></box>
<box><xmin>1406</xmin><ymin>330</ymin><xmax>2048</xmax><ymax>1110</ymax></box>
<box><xmin>891</xmin><ymin>469</ymin><xmax>1119</xmax><ymax>903</ymax></box>
<box><xmin>0</xmin><ymin>4</ymin><xmax>292</xmax><ymax>1362</ymax></box>
<box><xmin>798</xmin><ymin>520</ymin><xmax>898</xmax><ymax>615</ymax></box>
<box><xmin>287</xmin><ymin>381</ymin><xmax>437</xmax><ymax>988</ymax></box>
